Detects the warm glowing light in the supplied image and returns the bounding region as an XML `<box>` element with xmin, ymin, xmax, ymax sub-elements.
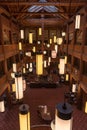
<box><xmin>19</xmin><ymin>42</ymin><xmax>22</xmax><ymax>50</ymax></box>
<box><xmin>72</xmin><ymin>84</ymin><xmax>77</xmax><ymax>92</ymax></box>
<box><xmin>11</xmin><ymin>72</ymin><xmax>15</xmax><ymax>78</ymax></box>
<box><xmin>29</xmin><ymin>32</ymin><xmax>33</xmax><ymax>44</ymax></box>
<box><xmin>75</xmin><ymin>14</ymin><xmax>81</xmax><ymax>29</ymax></box>
<box><xmin>65</xmin><ymin>74</ymin><xmax>69</xmax><ymax>81</ymax></box>
<box><xmin>44</xmin><ymin>60</ymin><xmax>47</xmax><ymax>68</ymax></box>
<box><xmin>51</xmin><ymin>50</ymin><xmax>57</xmax><ymax>58</ymax></box>
<box><xmin>15</xmin><ymin>73</ymin><xmax>23</xmax><ymax>100</ymax></box>
<box><xmin>85</xmin><ymin>102</ymin><xmax>87</xmax><ymax>113</ymax></box>
<box><xmin>65</xmin><ymin>56</ymin><xmax>67</xmax><ymax>64</ymax></box>
<box><xmin>19</xmin><ymin>104</ymin><xmax>30</xmax><ymax>130</ymax></box>
<box><xmin>59</xmin><ymin>58</ymin><xmax>65</xmax><ymax>74</ymax></box>
<box><xmin>50</xmin><ymin>38</ymin><xmax>52</xmax><ymax>44</ymax></box>
<box><xmin>36</xmin><ymin>54</ymin><xmax>43</xmax><ymax>75</ymax></box>
<box><xmin>13</xmin><ymin>63</ymin><xmax>17</xmax><ymax>73</ymax></box>
<box><xmin>57</xmin><ymin>37</ymin><xmax>63</xmax><ymax>45</ymax></box>
<box><xmin>20</xmin><ymin>30</ymin><xmax>24</xmax><ymax>39</ymax></box>
<box><xmin>39</xmin><ymin>28</ymin><xmax>42</xmax><ymax>35</ymax></box>
<box><xmin>53</xmin><ymin>36</ymin><xmax>57</xmax><ymax>43</ymax></box>
<box><xmin>12</xmin><ymin>83</ymin><xmax>16</xmax><ymax>92</ymax></box>
<box><xmin>62</xmin><ymin>32</ymin><xmax>66</xmax><ymax>37</ymax></box>
<box><xmin>32</xmin><ymin>46</ymin><xmax>36</xmax><ymax>52</ymax></box>
<box><xmin>55</xmin><ymin>44</ymin><xmax>58</xmax><ymax>53</ymax></box>
<box><xmin>0</xmin><ymin>99</ymin><xmax>5</xmax><ymax>112</ymax></box>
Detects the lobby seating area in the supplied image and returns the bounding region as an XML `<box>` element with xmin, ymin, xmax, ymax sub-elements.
<box><xmin>0</xmin><ymin>84</ymin><xmax>87</xmax><ymax>130</ymax></box>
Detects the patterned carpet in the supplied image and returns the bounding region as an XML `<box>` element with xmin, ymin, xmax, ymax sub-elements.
<box><xmin>0</xmin><ymin>84</ymin><xmax>87</xmax><ymax>130</ymax></box>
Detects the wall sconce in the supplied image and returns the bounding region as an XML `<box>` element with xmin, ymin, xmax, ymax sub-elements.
<box><xmin>20</xmin><ymin>30</ymin><xmax>24</xmax><ymax>39</ymax></box>
<box><xmin>19</xmin><ymin>42</ymin><xmax>22</xmax><ymax>51</ymax></box>
<box><xmin>36</xmin><ymin>53</ymin><xmax>43</xmax><ymax>75</ymax></box>
<box><xmin>85</xmin><ymin>102</ymin><xmax>87</xmax><ymax>113</ymax></box>
<box><xmin>57</xmin><ymin>37</ymin><xmax>63</xmax><ymax>45</ymax></box>
<box><xmin>0</xmin><ymin>98</ymin><xmax>5</xmax><ymax>112</ymax></box>
<box><xmin>38</xmin><ymin>28</ymin><xmax>42</xmax><ymax>35</ymax></box>
<box><xmin>29</xmin><ymin>32</ymin><xmax>33</xmax><ymax>44</ymax></box>
<box><xmin>72</xmin><ymin>84</ymin><xmax>77</xmax><ymax>93</ymax></box>
<box><xmin>19</xmin><ymin>104</ymin><xmax>30</xmax><ymax>130</ymax></box>
<box><xmin>13</xmin><ymin>63</ymin><xmax>17</xmax><ymax>73</ymax></box>
<box><xmin>75</xmin><ymin>14</ymin><xmax>81</xmax><ymax>29</ymax></box>
<box><xmin>15</xmin><ymin>73</ymin><xmax>23</xmax><ymax>100</ymax></box>
<box><xmin>55</xmin><ymin>102</ymin><xmax>73</xmax><ymax>130</ymax></box>
<box><xmin>59</xmin><ymin>57</ymin><xmax>65</xmax><ymax>75</ymax></box>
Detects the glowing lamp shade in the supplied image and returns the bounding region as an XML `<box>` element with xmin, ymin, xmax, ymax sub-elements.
<box><xmin>23</xmin><ymin>79</ymin><xmax>26</xmax><ymax>91</ymax></box>
<box><xmin>19</xmin><ymin>42</ymin><xmax>22</xmax><ymax>51</ymax></box>
<box><xmin>29</xmin><ymin>32</ymin><xmax>33</xmax><ymax>44</ymax></box>
<box><xmin>38</xmin><ymin>28</ymin><xmax>42</xmax><ymax>35</ymax></box>
<box><xmin>72</xmin><ymin>84</ymin><xmax>77</xmax><ymax>93</ymax></box>
<box><xmin>65</xmin><ymin>74</ymin><xmax>69</xmax><ymax>81</ymax></box>
<box><xmin>13</xmin><ymin>63</ymin><xmax>17</xmax><ymax>73</ymax></box>
<box><xmin>55</xmin><ymin>44</ymin><xmax>58</xmax><ymax>53</ymax></box>
<box><xmin>48</xmin><ymin>57</ymin><xmax>51</xmax><ymax>62</ymax></box>
<box><xmin>57</xmin><ymin>37</ymin><xmax>63</xmax><ymax>45</ymax></box>
<box><xmin>75</xmin><ymin>14</ymin><xmax>80</xmax><ymax>29</ymax></box>
<box><xmin>19</xmin><ymin>104</ymin><xmax>30</xmax><ymax>130</ymax></box>
<box><xmin>55</xmin><ymin>103</ymin><xmax>73</xmax><ymax>130</ymax></box>
<box><xmin>36</xmin><ymin>54</ymin><xmax>43</xmax><ymax>75</ymax></box>
<box><xmin>30</xmin><ymin>63</ymin><xmax>32</xmax><ymax>68</ymax></box>
<box><xmin>65</xmin><ymin>56</ymin><xmax>67</xmax><ymax>64</ymax></box>
<box><xmin>53</xmin><ymin>36</ymin><xmax>57</xmax><ymax>43</ymax></box>
<box><xmin>15</xmin><ymin>73</ymin><xmax>23</xmax><ymax>100</ymax></box>
<box><xmin>11</xmin><ymin>72</ymin><xmax>15</xmax><ymax>78</ymax></box>
<box><xmin>0</xmin><ymin>99</ymin><xmax>5</xmax><ymax>112</ymax></box>
<box><xmin>85</xmin><ymin>102</ymin><xmax>87</xmax><ymax>113</ymax></box>
<box><xmin>26</xmin><ymin>63</ymin><xmax>29</xmax><ymax>69</ymax></box>
<box><xmin>32</xmin><ymin>46</ymin><xmax>36</xmax><ymax>52</ymax></box>
<box><xmin>25</xmin><ymin>52</ymin><xmax>31</xmax><ymax>57</ymax></box>
<box><xmin>50</xmin><ymin>38</ymin><xmax>52</xmax><ymax>44</ymax></box>
<box><xmin>59</xmin><ymin>58</ymin><xmax>65</xmax><ymax>75</ymax></box>
<box><xmin>51</xmin><ymin>50</ymin><xmax>57</xmax><ymax>58</ymax></box>
<box><xmin>20</xmin><ymin>30</ymin><xmax>24</xmax><ymax>39</ymax></box>
<box><xmin>12</xmin><ymin>83</ymin><xmax>16</xmax><ymax>92</ymax></box>
<box><xmin>44</xmin><ymin>60</ymin><xmax>47</xmax><ymax>68</ymax></box>
<box><xmin>29</xmin><ymin>67</ymin><xmax>33</xmax><ymax>72</ymax></box>
<box><xmin>23</xmin><ymin>67</ymin><xmax>26</xmax><ymax>74</ymax></box>
<box><xmin>62</xmin><ymin>32</ymin><xmax>66</xmax><ymax>37</ymax></box>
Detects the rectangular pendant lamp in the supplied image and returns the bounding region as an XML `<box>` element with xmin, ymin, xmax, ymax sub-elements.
<box><xmin>36</xmin><ymin>54</ymin><xmax>43</xmax><ymax>75</ymax></box>
<box><xmin>29</xmin><ymin>32</ymin><xmax>33</xmax><ymax>44</ymax></box>
<box><xmin>39</xmin><ymin>28</ymin><xmax>42</xmax><ymax>35</ymax></box>
<box><xmin>20</xmin><ymin>30</ymin><xmax>24</xmax><ymax>39</ymax></box>
<box><xmin>75</xmin><ymin>14</ymin><xmax>81</xmax><ymax>29</ymax></box>
<box><xmin>19</xmin><ymin>42</ymin><xmax>22</xmax><ymax>51</ymax></box>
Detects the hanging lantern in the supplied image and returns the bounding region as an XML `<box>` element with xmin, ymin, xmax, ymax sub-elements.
<box><xmin>55</xmin><ymin>102</ymin><xmax>73</xmax><ymax>130</ymax></box>
<box><xmin>23</xmin><ymin>78</ymin><xmax>26</xmax><ymax>91</ymax></box>
<box><xmin>11</xmin><ymin>72</ymin><xmax>15</xmax><ymax>79</ymax></box>
<box><xmin>57</xmin><ymin>37</ymin><xmax>63</xmax><ymax>45</ymax></box>
<box><xmin>19</xmin><ymin>42</ymin><xmax>22</xmax><ymax>51</ymax></box>
<box><xmin>13</xmin><ymin>63</ymin><xmax>17</xmax><ymax>73</ymax></box>
<box><xmin>75</xmin><ymin>14</ymin><xmax>81</xmax><ymax>29</ymax></box>
<box><xmin>50</xmin><ymin>38</ymin><xmax>52</xmax><ymax>44</ymax></box>
<box><xmin>55</xmin><ymin>44</ymin><xmax>58</xmax><ymax>53</ymax></box>
<box><xmin>72</xmin><ymin>84</ymin><xmax>77</xmax><ymax>93</ymax></box>
<box><xmin>85</xmin><ymin>102</ymin><xmax>87</xmax><ymax>113</ymax></box>
<box><xmin>20</xmin><ymin>30</ymin><xmax>24</xmax><ymax>39</ymax></box>
<box><xmin>32</xmin><ymin>46</ymin><xmax>36</xmax><ymax>52</ymax></box>
<box><xmin>53</xmin><ymin>36</ymin><xmax>57</xmax><ymax>43</ymax></box>
<box><xmin>62</xmin><ymin>32</ymin><xmax>66</xmax><ymax>37</ymax></box>
<box><xmin>44</xmin><ymin>60</ymin><xmax>47</xmax><ymax>68</ymax></box>
<box><xmin>29</xmin><ymin>32</ymin><xmax>33</xmax><ymax>44</ymax></box>
<box><xmin>38</xmin><ymin>28</ymin><xmax>42</xmax><ymax>35</ymax></box>
<box><xmin>19</xmin><ymin>104</ymin><xmax>30</xmax><ymax>130</ymax></box>
<box><xmin>15</xmin><ymin>73</ymin><xmax>23</xmax><ymax>100</ymax></box>
<box><xmin>65</xmin><ymin>56</ymin><xmax>67</xmax><ymax>64</ymax></box>
<box><xmin>36</xmin><ymin>53</ymin><xmax>43</xmax><ymax>75</ymax></box>
<box><xmin>0</xmin><ymin>98</ymin><xmax>5</xmax><ymax>112</ymax></box>
<box><xmin>59</xmin><ymin>57</ymin><xmax>65</xmax><ymax>75</ymax></box>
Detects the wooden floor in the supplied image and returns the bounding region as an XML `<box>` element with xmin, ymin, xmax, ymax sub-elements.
<box><xmin>0</xmin><ymin>85</ymin><xmax>87</xmax><ymax>130</ymax></box>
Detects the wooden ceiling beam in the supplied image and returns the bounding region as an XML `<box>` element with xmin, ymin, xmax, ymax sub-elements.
<box><xmin>0</xmin><ymin>2</ymin><xmax>86</xmax><ymax>6</ymax></box>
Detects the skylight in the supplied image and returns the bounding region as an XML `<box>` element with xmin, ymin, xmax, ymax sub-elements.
<box><xmin>28</xmin><ymin>0</ymin><xmax>58</xmax><ymax>13</ymax></box>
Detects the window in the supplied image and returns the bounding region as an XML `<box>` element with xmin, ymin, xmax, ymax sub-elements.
<box><xmin>0</xmin><ymin>61</ymin><xmax>5</xmax><ymax>77</ymax></box>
